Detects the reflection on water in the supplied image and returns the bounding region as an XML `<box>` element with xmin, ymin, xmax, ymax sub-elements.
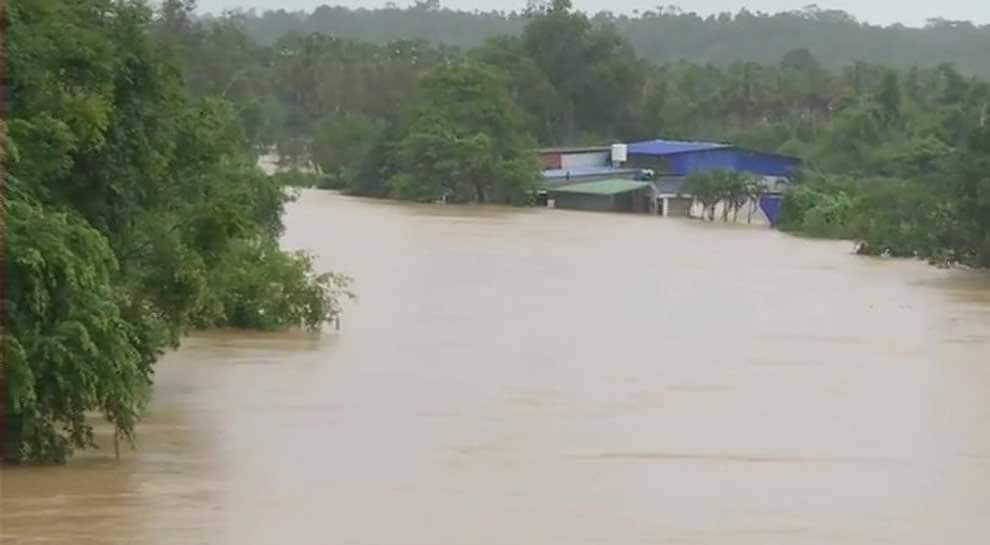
<box><xmin>4</xmin><ymin>190</ymin><xmax>990</xmax><ymax>545</ymax></box>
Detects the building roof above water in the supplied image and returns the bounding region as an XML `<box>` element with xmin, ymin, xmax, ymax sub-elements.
<box><xmin>537</xmin><ymin>146</ymin><xmax>612</xmax><ymax>154</ymax></box>
<box><xmin>627</xmin><ymin>139</ymin><xmax>732</xmax><ymax>156</ymax></box>
<box><xmin>542</xmin><ymin>166</ymin><xmax>640</xmax><ymax>180</ymax></box>
<box><xmin>548</xmin><ymin>179</ymin><xmax>653</xmax><ymax>196</ymax></box>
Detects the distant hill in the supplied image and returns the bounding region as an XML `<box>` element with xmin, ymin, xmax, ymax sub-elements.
<box><xmin>220</xmin><ymin>5</ymin><xmax>990</xmax><ymax>76</ymax></box>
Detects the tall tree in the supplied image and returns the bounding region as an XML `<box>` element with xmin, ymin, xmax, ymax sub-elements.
<box><xmin>386</xmin><ymin>62</ymin><xmax>540</xmax><ymax>204</ymax></box>
<box><xmin>3</xmin><ymin>0</ymin><xmax>350</xmax><ymax>464</ymax></box>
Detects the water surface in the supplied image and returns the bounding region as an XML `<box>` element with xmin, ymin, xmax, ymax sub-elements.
<box><xmin>4</xmin><ymin>190</ymin><xmax>990</xmax><ymax>544</ymax></box>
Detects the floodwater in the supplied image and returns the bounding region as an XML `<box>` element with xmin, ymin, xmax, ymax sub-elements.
<box><xmin>4</xmin><ymin>190</ymin><xmax>990</xmax><ymax>545</ymax></box>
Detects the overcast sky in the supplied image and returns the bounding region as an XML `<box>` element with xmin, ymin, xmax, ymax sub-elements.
<box><xmin>195</xmin><ymin>0</ymin><xmax>990</xmax><ymax>28</ymax></box>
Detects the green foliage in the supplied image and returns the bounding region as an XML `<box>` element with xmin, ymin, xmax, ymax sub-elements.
<box><xmin>514</xmin><ymin>5</ymin><xmax>645</xmax><ymax>143</ymax></box>
<box><xmin>3</xmin><ymin>0</ymin><xmax>352</xmax><ymax>463</ymax></box>
<box><xmin>385</xmin><ymin>62</ymin><xmax>540</xmax><ymax>204</ymax></box>
<box><xmin>233</xmin><ymin>6</ymin><xmax>990</xmax><ymax>78</ymax></box>
<box><xmin>778</xmin><ymin>175</ymin><xmax>861</xmax><ymax>238</ymax></box>
<box><xmin>271</xmin><ymin>169</ymin><xmax>323</xmax><ymax>188</ymax></box>
<box><xmin>685</xmin><ymin>170</ymin><xmax>759</xmax><ymax>221</ymax></box>
<box><xmin>196</xmin><ymin>240</ymin><xmax>354</xmax><ymax>331</ymax></box>
<box><xmin>932</xmin><ymin>126</ymin><xmax>990</xmax><ymax>267</ymax></box>
<box><xmin>799</xmin><ymin>191</ymin><xmax>858</xmax><ymax>239</ymax></box>
<box><xmin>311</xmin><ymin>113</ymin><xmax>386</xmax><ymax>191</ymax></box>
<box><xmin>684</xmin><ymin>171</ymin><xmax>722</xmax><ymax>220</ymax></box>
<box><xmin>3</xmin><ymin>179</ymin><xmax>154</xmax><ymax>463</ymax></box>
<box><xmin>778</xmin><ymin>185</ymin><xmax>829</xmax><ymax>231</ymax></box>
<box><xmin>848</xmin><ymin>178</ymin><xmax>940</xmax><ymax>258</ymax></box>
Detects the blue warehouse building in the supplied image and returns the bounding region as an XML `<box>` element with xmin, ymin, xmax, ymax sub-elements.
<box><xmin>626</xmin><ymin>139</ymin><xmax>800</xmax><ymax>177</ymax></box>
<box><xmin>624</xmin><ymin>139</ymin><xmax>802</xmax><ymax>224</ymax></box>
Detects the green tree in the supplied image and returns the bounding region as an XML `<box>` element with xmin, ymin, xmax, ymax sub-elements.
<box><xmin>3</xmin><ymin>0</ymin><xmax>351</xmax><ymax>464</ymax></box>
<box><xmin>310</xmin><ymin>113</ymin><xmax>386</xmax><ymax>189</ymax></box>
<box><xmin>685</xmin><ymin>171</ymin><xmax>722</xmax><ymax>221</ymax></box>
<box><xmin>684</xmin><ymin>170</ymin><xmax>753</xmax><ymax>222</ymax></box>
<box><xmin>386</xmin><ymin>62</ymin><xmax>540</xmax><ymax>204</ymax></box>
<box><xmin>3</xmin><ymin>177</ymin><xmax>154</xmax><ymax>463</ymax></box>
<box><xmin>471</xmin><ymin>35</ymin><xmax>561</xmax><ymax>142</ymax></box>
<box><xmin>519</xmin><ymin>2</ymin><xmax>646</xmax><ymax>143</ymax></box>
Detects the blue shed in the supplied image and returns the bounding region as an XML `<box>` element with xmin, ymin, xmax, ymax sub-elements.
<box><xmin>626</xmin><ymin>139</ymin><xmax>801</xmax><ymax>178</ymax></box>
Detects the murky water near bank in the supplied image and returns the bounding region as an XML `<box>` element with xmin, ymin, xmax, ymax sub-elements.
<box><xmin>3</xmin><ymin>190</ymin><xmax>990</xmax><ymax>544</ymax></box>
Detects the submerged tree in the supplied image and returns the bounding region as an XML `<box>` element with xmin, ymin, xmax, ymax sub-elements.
<box><xmin>685</xmin><ymin>171</ymin><xmax>721</xmax><ymax>221</ymax></box>
<box><xmin>685</xmin><ymin>170</ymin><xmax>754</xmax><ymax>222</ymax></box>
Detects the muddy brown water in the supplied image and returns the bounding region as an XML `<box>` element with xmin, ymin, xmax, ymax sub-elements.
<box><xmin>3</xmin><ymin>190</ymin><xmax>990</xmax><ymax>544</ymax></box>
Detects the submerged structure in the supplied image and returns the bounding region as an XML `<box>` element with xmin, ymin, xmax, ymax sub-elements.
<box><xmin>542</xmin><ymin>139</ymin><xmax>801</xmax><ymax>226</ymax></box>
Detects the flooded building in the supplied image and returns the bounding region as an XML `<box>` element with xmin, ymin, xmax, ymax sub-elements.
<box><xmin>538</xmin><ymin>139</ymin><xmax>801</xmax><ymax>224</ymax></box>
<box><xmin>538</xmin><ymin>146</ymin><xmax>612</xmax><ymax>171</ymax></box>
<box><xmin>546</xmin><ymin>179</ymin><xmax>657</xmax><ymax>214</ymax></box>
<box><xmin>539</xmin><ymin>144</ymin><xmax>644</xmax><ymax>189</ymax></box>
<box><xmin>626</xmin><ymin>139</ymin><xmax>801</xmax><ymax>225</ymax></box>
<box><xmin>537</xmin><ymin>144</ymin><xmax>647</xmax><ymax>206</ymax></box>
<box><xmin>653</xmin><ymin>176</ymin><xmax>694</xmax><ymax>218</ymax></box>
<box><xmin>625</xmin><ymin>139</ymin><xmax>801</xmax><ymax>178</ymax></box>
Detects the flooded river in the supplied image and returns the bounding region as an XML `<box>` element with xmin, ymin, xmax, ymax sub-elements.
<box><xmin>3</xmin><ymin>190</ymin><xmax>990</xmax><ymax>544</ymax></box>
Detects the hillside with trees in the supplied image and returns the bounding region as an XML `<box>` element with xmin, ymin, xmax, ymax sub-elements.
<box><xmin>222</xmin><ymin>3</ymin><xmax>990</xmax><ymax>77</ymax></box>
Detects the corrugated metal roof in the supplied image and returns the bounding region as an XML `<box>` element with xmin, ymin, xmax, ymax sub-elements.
<box><xmin>627</xmin><ymin>139</ymin><xmax>731</xmax><ymax>156</ymax></box>
<box><xmin>542</xmin><ymin>167</ymin><xmax>639</xmax><ymax>180</ymax></box>
<box><xmin>548</xmin><ymin>179</ymin><xmax>653</xmax><ymax>196</ymax></box>
<box><xmin>537</xmin><ymin>146</ymin><xmax>612</xmax><ymax>154</ymax></box>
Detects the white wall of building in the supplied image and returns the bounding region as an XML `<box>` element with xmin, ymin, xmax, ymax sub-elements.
<box><xmin>687</xmin><ymin>198</ymin><xmax>772</xmax><ymax>225</ymax></box>
<box><xmin>560</xmin><ymin>151</ymin><xmax>610</xmax><ymax>170</ymax></box>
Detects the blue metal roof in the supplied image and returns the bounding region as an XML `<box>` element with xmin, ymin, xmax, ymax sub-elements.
<box><xmin>625</xmin><ymin>139</ymin><xmax>801</xmax><ymax>177</ymax></box>
<box><xmin>627</xmin><ymin>139</ymin><xmax>731</xmax><ymax>156</ymax></box>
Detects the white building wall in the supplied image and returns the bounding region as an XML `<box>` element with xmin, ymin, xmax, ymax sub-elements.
<box><xmin>560</xmin><ymin>151</ymin><xmax>610</xmax><ymax>170</ymax></box>
<box><xmin>688</xmin><ymin>198</ymin><xmax>771</xmax><ymax>226</ymax></box>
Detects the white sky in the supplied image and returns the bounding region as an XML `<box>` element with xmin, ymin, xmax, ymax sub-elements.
<box><xmin>194</xmin><ymin>0</ymin><xmax>990</xmax><ymax>28</ymax></box>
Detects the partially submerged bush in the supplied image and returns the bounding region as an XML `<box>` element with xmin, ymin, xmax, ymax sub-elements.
<box><xmin>197</xmin><ymin>239</ymin><xmax>355</xmax><ymax>332</ymax></box>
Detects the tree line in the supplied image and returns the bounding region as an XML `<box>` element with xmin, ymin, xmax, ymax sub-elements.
<box><xmin>223</xmin><ymin>3</ymin><xmax>990</xmax><ymax>78</ymax></box>
<box><xmin>2</xmin><ymin>0</ymin><xmax>352</xmax><ymax>464</ymax></box>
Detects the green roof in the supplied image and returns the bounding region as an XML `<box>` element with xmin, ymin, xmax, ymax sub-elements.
<box><xmin>548</xmin><ymin>179</ymin><xmax>652</xmax><ymax>196</ymax></box>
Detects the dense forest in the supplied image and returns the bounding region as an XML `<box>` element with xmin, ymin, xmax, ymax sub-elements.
<box><xmin>220</xmin><ymin>3</ymin><xmax>990</xmax><ymax>77</ymax></box>
<box><xmin>2</xmin><ymin>0</ymin><xmax>352</xmax><ymax>464</ymax></box>
<box><xmin>4</xmin><ymin>0</ymin><xmax>990</xmax><ymax>463</ymax></box>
